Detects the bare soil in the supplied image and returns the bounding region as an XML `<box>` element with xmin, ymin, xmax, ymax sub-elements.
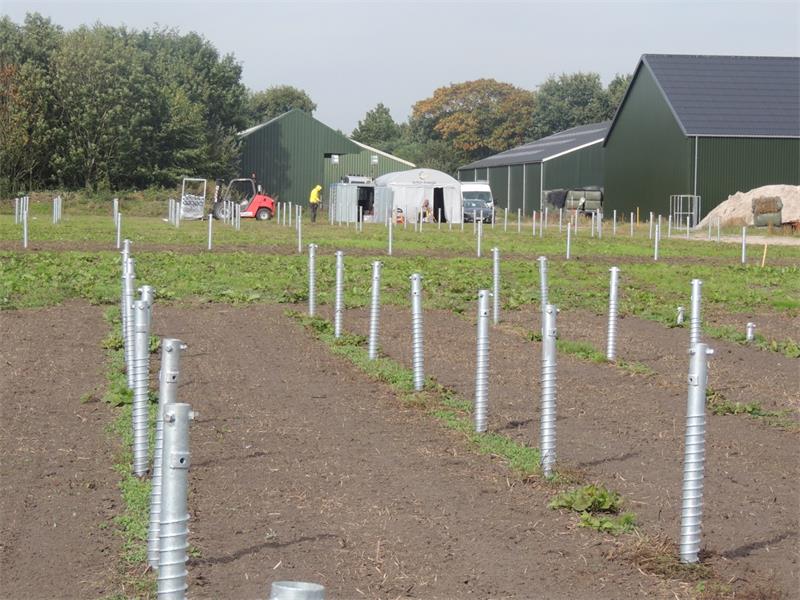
<box><xmin>0</xmin><ymin>302</ymin><xmax>120</xmax><ymax>599</ymax></box>
<box><xmin>150</xmin><ymin>304</ymin><xmax>681</xmax><ymax>599</ymax></box>
<box><xmin>327</xmin><ymin>304</ymin><xmax>799</xmax><ymax>597</ymax></box>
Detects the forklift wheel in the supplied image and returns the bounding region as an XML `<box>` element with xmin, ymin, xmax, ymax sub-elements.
<box><xmin>256</xmin><ymin>208</ymin><xmax>273</xmax><ymax>221</ymax></box>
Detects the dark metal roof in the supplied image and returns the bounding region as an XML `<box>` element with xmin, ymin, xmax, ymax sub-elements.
<box><xmin>642</xmin><ymin>54</ymin><xmax>799</xmax><ymax>137</ymax></box>
<box><xmin>460</xmin><ymin>121</ymin><xmax>610</xmax><ymax>170</ymax></box>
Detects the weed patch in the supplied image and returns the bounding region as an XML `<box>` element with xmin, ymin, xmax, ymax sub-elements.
<box><xmin>549</xmin><ymin>484</ymin><xmax>637</xmax><ymax>535</ymax></box>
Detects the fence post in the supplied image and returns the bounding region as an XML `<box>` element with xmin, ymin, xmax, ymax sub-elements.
<box><xmin>612</xmin><ymin>209</ymin><xmax>617</xmax><ymax>235</ymax></box>
<box><xmin>540</xmin><ymin>304</ymin><xmax>558</xmax><ymax>477</ymax></box>
<box><xmin>741</xmin><ymin>227</ymin><xmax>747</xmax><ymax>264</ymax></box>
<box><xmin>630</xmin><ymin>212</ymin><xmax>634</xmax><ymax>237</ymax></box>
<box><xmin>410</xmin><ymin>273</ymin><xmax>425</xmax><ymax>392</ymax></box>
<box><xmin>474</xmin><ymin>289</ymin><xmax>491</xmax><ymax>432</ymax></box>
<box><xmin>606</xmin><ymin>266</ymin><xmax>620</xmax><ymax>361</ymax></box>
<box><xmin>147</xmin><ymin>338</ymin><xmax>186</xmax><ymax>570</ymax></box>
<box><xmin>158</xmin><ymin>402</ymin><xmax>195</xmax><ymax>599</ymax></box>
<box><xmin>297</xmin><ymin>208</ymin><xmax>302</xmax><ymax>254</ymax></box>
<box><xmin>491</xmin><ymin>247</ymin><xmax>500</xmax><ymax>324</ymax></box>
<box><xmin>334</xmin><ymin>251</ymin><xmax>344</xmax><ymax>338</ymax></box>
<box><xmin>476</xmin><ymin>219</ymin><xmax>482</xmax><ymax>258</ymax></box>
<box><xmin>566</xmin><ymin>223</ymin><xmax>572</xmax><ymax>260</ymax></box>
<box><xmin>679</xmin><ymin>343</ymin><xmax>713</xmax><ymax>563</ymax></box>
<box><xmin>367</xmin><ymin>261</ymin><xmax>382</xmax><ymax>360</ymax></box>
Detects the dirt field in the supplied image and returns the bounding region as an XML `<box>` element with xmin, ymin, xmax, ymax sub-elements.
<box><xmin>0</xmin><ymin>303</ymin><xmax>120</xmax><ymax>599</ymax></box>
<box><xmin>327</xmin><ymin>304</ymin><xmax>799</xmax><ymax>596</ymax></box>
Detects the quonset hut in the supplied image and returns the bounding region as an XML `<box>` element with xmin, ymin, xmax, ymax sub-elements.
<box><xmin>457</xmin><ymin>122</ymin><xmax>609</xmax><ymax>216</ymax></box>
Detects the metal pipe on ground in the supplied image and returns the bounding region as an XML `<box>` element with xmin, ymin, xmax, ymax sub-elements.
<box><xmin>308</xmin><ymin>244</ymin><xmax>318</xmax><ymax>317</ymax></box>
<box><xmin>540</xmin><ymin>304</ymin><xmax>558</xmax><ymax>477</ymax></box>
<box><xmin>606</xmin><ymin>267</ymin><xmax>620</xmax><ymax>361</ymax></box>
<box><xmin>410</xmin><ymin>273</ymin><xmax>425</xmax><ymax>392</ymax></box>
<box><xmin>491</xmin><ymin>247</ymin><xmax>500</xmax><ymax>324</ymax></box>
<box><xmin>367</xmin><ymin>261</ymin><xmax>382</xmax><ymax>361</ymax></box>
<box><xmin>334</xmin><ymin>251</ymin><xmax>344</xmax><ymax>339</ymax></box>
<box><xmin>474</xmin><ymin>289</ymin><xmax>491</xmax><ymax>433</ymax></box>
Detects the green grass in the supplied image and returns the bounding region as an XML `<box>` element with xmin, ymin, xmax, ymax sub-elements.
<box><xmin>706</xmin><ymin>387</ymin><xmax>798</xmax><ymax>430</ymax></box>
<box><xmin>705</xmin><ymin>324</ymin><xmax>800</xmax><ymax>358</ymax></box>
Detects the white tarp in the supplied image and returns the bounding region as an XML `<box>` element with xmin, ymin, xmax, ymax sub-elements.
<box><xmin>374</xmin><ymin>168</ymin><xmax>462</xmax><ymax>223</ymax></box>
<box><xmin>180</xmin><ymin>178</ymin><xmax>207</xmax><ymax>220</ymax></box>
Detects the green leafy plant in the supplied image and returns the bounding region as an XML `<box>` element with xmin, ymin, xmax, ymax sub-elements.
<box><xmin>548</xmin><ymin>484</ymin><xmax>622</xmax><ymax>513</ymax></box>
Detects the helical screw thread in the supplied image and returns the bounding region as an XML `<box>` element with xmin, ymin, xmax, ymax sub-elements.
<box><xmin>679</xmin><ymin>343</ymin><xmax>713</xmax><ymax>563</ymax></box>
<box><xmin>308</xmin><ymin>244</ymin><xmax>317</xmax><ymax>316</ymax></box>
<box><xmin>410</xmin><ymin>273</ymin><xmax>425</xmax><ymax>391</ymax></box>
<box><xmin>368</xmin><ymin>262</ymin><xmax>382</xmax><ymax>360</ymax></box>
<box><xmin>124</xmin><ymin>258</ymin><xmax>136</xmax><ymax>389</ymax></box>
<box><xmin>474</xmin><ymin>290</ymin><xmax>491</xmax><ymax>432</ymax></box>
<box><xmin>131</xmin><ymin>300</ymin><xmax>151</xmax><ymax>476</ymax></box>
<box><xmin>537</xmin><ymin>256</ymin><xmax>549</xmax><ymax>323</ymax></box>
<box><xmin>690</xmin><ymin>279</ymin><xmax>703</xmax><ymax>348</ymax></box>
<box><xmin>491</xmin><ymin>248</ymin><xmax>500</xmax><ymax>324</ymax></box>
<box><xmin>334</xmin><ymin>251</ymin><xmax>344</xmax><ymax>338</ymax></box>
<box><xmin>540</xmin><ymin>304</ymin><xmax>558</xmax><ymax>476</ymax></box>
<box><xmin>606</xmin><ymin>267</ymin><xmax>620</xmax><ymax>360</ymax></box>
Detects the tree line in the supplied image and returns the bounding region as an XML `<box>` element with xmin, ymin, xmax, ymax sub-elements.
<box><xmin>1</xmin><ymin>13</ymin><xmax>630</xmax><ymax>194</ymax></box>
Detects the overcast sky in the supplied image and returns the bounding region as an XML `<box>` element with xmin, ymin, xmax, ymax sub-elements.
<box><xmin>4</xmin><ymin>1</ymin><xmax>799</xmax><ymax>132</ymax></box>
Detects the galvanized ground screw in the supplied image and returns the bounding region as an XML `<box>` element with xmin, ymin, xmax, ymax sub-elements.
<box><xmin>537</xmin><ymin>256</ymin><xmax>549</xmax><ymax>319</ymax></box>
<box><xmin>116</xmin><ymin>212</ymin><xmax>122</xmax><ymax>249</ymax></box>
<box><xmin>679</xmin><ymin>343</ymin><xmax>713</xmax><ymax>564</ymax></box>
<box><xmin>649</xmin><ymin>212</ymin><xmax>654</xmax><ymax>239</ymax></box>
<box><xmin>654</xmin><ymin>223</ymin><xmax>660</xmax><ymax>261</ymax></box>
<box><xmin>22</xmin><ymin>210</ymin><xmax>28</xmax><ymax>249</ymax></box>
<box><xmin>140</xmin><ymin>285</ymin><xmax>155</xmax><ymax>326</ymax></box>
<box><xmin>746</xmin><ymin>322</ymin><xmax>756</xmax><ymax>342</ymax></box>
<box><xmin>297</xmin><ymin>209</ymin><xmax>303</xmax><ymax>254</ymax></box>
<box><xmin>690</xmin><ymin>279</ymin><xmax>703</xmax><ymax>348</ymax></box>
<box><xmin>367</xmin><ymin>261</ymin><xmax>382</xmax><ymax>360</ymax></box>
<box><xmin>112</xmin><ymin>197</ymin><xmax>119</xmax><ymax>223</ymax></box>
<box><xmin>476</xmin><ymin>219</ymin><xmax>482</xmax><ymax>258</ymax></box>
<box><xmin>716</xmin><ymin>218</ymin><xmax>721</xmax><ymax>242</ymax></box>
<box><xmin>158</xmin><ymin>402</ymin><xmax>195</xmax><ymax>599</ymax></box>
<box><xmin>677</xmin><ymin>306</ymin><xmax>685</xmax><ymax>325</ymax></box>
<box><xmin>491</xmin><ymin>247</ymin><xmax>500</xmax><ymax>324</ymax></box>
<box><xmin>124</xmin><ymin>257</ymin><xmax>136</xmax><ymax>389</ymax></box>
<box><xmin>566</xmin><ymin>223</ymin><xmax>572</xmax><ymax>259</ymax></box>
<box><xmin>474</xmin><ymin>289</ymin><xmax>491</xmax><ymax>432</ymax></box>
<box><xmin>410</xmin><ymin>273</ymin><xmax>425</xmax><ymax>391</ymax></box>
<box><xmin>387</xmin><ymin>216</ymin><xmax>393</xmax><ymax>256</ymax></box>
<box><xmin>606</xmin><ymin>267</ymin><xmax>620</xmax><ymax>361</ymax></box>
<box><xmin>517</xmin><ymin>208</ymin><xmax>521</xmax><ymax>233</ymax></box>
<box><xmin>148</xmin><ymin>338</ymin><xmax>186</xmax><ymax>570</ymax></box>
<box><xmin>612</xmin><ymin>209</ymin><xmax>617</xmax><ymax>235</ymax></box>
<box><xmin>270</xmin><ymin>582</ymin><xmax>326</xmax><ymax>600</ymax></box>
<box><xmin>630</xmin><ymin>213</ymin><xmax>634</xmax><ymax>237</ymax></box>
<box><xmin>559</xmin><ymin>208</ymin><xmax>563</xmax><ymax>232</ymax></box>
<box><xmin>289</xmin><ymin>202</ymin><xmax>293</xmax><ymax>228</ymax></box>
<box><xmin>334</xmin><ymin>251</ymin><xmax>344</xmax><ymax>338</ymax></box>
<box><xmin>667</xmin><ymin>214</ymin><xmax>672</xmax><ymax>238</ymax></box>
<box><xmin>532</xmin><ymin>211</ymin><xmax>536</xmax><ymax>236</ymax></box>
<box><xmin>504</xmin><ymin>208</ymin><xmax>508</xmax><ymax>232</ymax></box>
<box><xmin>686</xmin><ymin>216</ymin><xmax>691</xmax><ymax>240</ymax></box>
<box><xmin>741</xmin><ymin>227</ymin><xmax>747</xmax><ymax>264</ymax></box>
<box><xmin>540</xmin><ymin>304</ymin><xmax>558</xmax><ymax>477</ymax></box>
<box><xmin>308</xmin><ymin>244</ymin><xmax>318</xmax><ymax>316</ymax></box>
<box><xmin>207</xmin><ymin>213</ymin><xmax>213</xmax><ymax>250</ymax></box>
<box><xmin>131</xmin><ymin>299</ymin><xmax>151</xmax><ymax>477</ymax></box>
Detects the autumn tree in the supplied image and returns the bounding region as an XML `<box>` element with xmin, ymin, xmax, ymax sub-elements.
<box><xmin>409</xmin><ymin>79</ymin><xmax>536</xmax><ymax>169</ymax></box>
<box><xmin>246</xmin><ymin>85</ymin><xmax>316</xmax><ymax>126</ymax></box>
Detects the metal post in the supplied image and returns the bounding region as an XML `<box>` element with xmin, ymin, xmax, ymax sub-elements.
<box><xmin>532</xmin><ymin>211</ymin><xmax>537</xmax><ymax>237</ymax></box>
<box><xmin>277</xmin><ymin>201</ymin><xmax>281</xmax><ymax>225</ymax></box>
<box><xmin>677</xmin><ymin>306</ymin><xmax>685</xmax><ymax>325</ymax></box>
<box><xmin>517</xmin><ymin>208</ymin><xmax>521</xmax><ymax>233</ymax></box>
<box><xmin>689</xmin><ymin>279</ymin><xmax>702</xmax><ymax>347</ymax></box>
<box><xmin>476</xmin><ymin>218</ymin><xmax>482</xmax><ymax>258</ymax></box>
<box><xmin>686</xmin><ymin>216</ymin><xmax>690</xmax><ymax>240</ymax></box>
<box><xmin>537</xmin><ymin>256</ymin><xmax>548</xmax><ymax>320</ymax></box>
<box><xmin>22</xmin><ymin>210</ymin><xmax>28</xmax><ymax>249</ymax></box>
<box><xmin>410</xmin><ymin>273</ymin><xmax>424</xmax><ymax>392</ymax></box>
<box><xmin>367</xmin><ymin>261</ymin><xmax>382</xmax><ymax>360</ymax></box>
<box><xmin>158</xmin><ymin>402</ymin><xmax>194</xmax><ymax>599</ymax></box>
<box><xmin>630</xmin><ymin>212</ymin><xmax>634</xmax><ymax>237</ymax></box>
<box><xmin>566</xmin><ymin>223</ymin><xmax>571</xmax><ymax>260</ymax></box>
<box><xmin>116</xmin><ymin>213</ymin><xmax>122</xmax><ymax>249</ymax></box>
<box><xmin>113</xmin><ymin>198</ymin><xmax>119</xmax><ymax>223</ymax></box>
<box><xmin>504</xmin><ymin>208</ymin><xmax>508</xmax><ymax>232</ymax></box>
<box><xmin>716</xmin><ymin>218</ymin><xmax>720</xmax><ymax>242</ymax></box>
<box><xmin>14</xmin><ymin>197</ymin><xmax>19</xmax><ymax>224</ymax></box>
<box><xmin>559</xmin><ymin>208</ymin><xmax>563</xmax><ymax>233</ymax></box>
<box><xmin>606</xmin><ymin>267</ymin><xmax>620</xmax><ymax>361</ymax></box>
<box><xmin>474</xmin><ymin>289</ymin><xmax>491</xmax><ymax>433</ymax></box>
<box><xmin>741</xmin><ymin>227</ymin><xmax>747</xmax><ymax>264</ymax></box>
<box><xmin>540</xmin><ymin>207</ymin><xmax>544</xmax><ymax>238</ymax></box>
<box><xmin>590</xmin><ymin>212</ymin><xmax>595</xmax><ymax>238</ymax></box>
<box><xmin>667</xmin><ymin>215</ymin><xmax>672</xmax><ymax>238</ymax></box>
<box><xmin>131</xmin><ymin>299</ymin><xmax>151</xmax><ymax>477</ymax></box>
<box><xmin>124</xmin><ymin>257</ymin><xmax>136</xmax><ymax>388</ymax></box>
<box><xmin>746</xmin><ymin>322</ymin><xmax>756</xmax><ymax>342</ymax></box>
<box><xmin>288</xmin><ymin>202</ymin><xmax>293</xmax><ymax>228</ymax></box>
<box><xmin>491</xmin><ymin>248</ymin><xmax>500</xmax><ymax>324</ymax></box>
<box><xmin>437</xmin><ymin>208</ymin><xmax>442</xmax><ymax>230</ymax></box>
<box><xmin>270</xmin><ymin>582</ymin><xmax>325</xmax><ymax>600</ymax></box>
<box><xmin>388</xmin><ymin>215</ymin><xmax>393</xmax><ymax>256</ymax></box>
<box><xmin>649</xmin><ymin>212</ymin><xmax>654</xmax><ymax>239</ymax></box>
<box><xmin>176</xmin><ymin>198</ymin><xmax>181</xmax><ymax>229</ymax></box>
<box><xmin>307</xmin><ymin>244</ymin><xmax>317</xmax><ymax>316</ymax></box>
<box><xmin>147</xmin><ymin>338</ymin><xmax>186</xmax><ymax>570</ymax></box>
<box><xmin>334</xmin><ymin>251</ymin><xmax>344</xmax><ymax>338</ymax></box>
<box><xmin>679</xmin><ymin>343</ymin><xmax>713</xmax><ymax>564</ymax></box>
<box><xmin>297</xmin><ymin>209</ymin><xmax>302</xmax><ymax>254</ymax></box>
<box><xmin>540</xmin><ymin>304</ymin><xmax>557</xmax><ymax>477</ymax></box>
<box><xmin>544</xmin><ymin>207</ymin><xmax>548</xmax><ymax>232</ymax></box>
<box><xmin>654</xmin><ymin>223</ymin><xmax>660</xmax><ymax>261</ymax></box>
<box><xmin>612</xmin><ymin>209</ymin><xmax>617</xmax><ymax>235</ymax></box>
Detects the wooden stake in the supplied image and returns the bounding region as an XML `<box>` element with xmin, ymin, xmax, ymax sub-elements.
<box><xmin>760</xmin><ymin>243</ymin><xmax>768</xmax><ymax>268</ymax></box>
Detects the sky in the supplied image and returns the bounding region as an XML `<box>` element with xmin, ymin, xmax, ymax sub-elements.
<box><xmin>3</xmin><ymin>1</ymin><xmax>799</xmax><ymax>133</ymax></box>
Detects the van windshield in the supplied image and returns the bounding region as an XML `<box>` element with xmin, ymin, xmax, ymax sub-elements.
<box><xmin>463</xmin><ymin>191</ymin><xmax>492</xmax><ymax>204</ymax></box>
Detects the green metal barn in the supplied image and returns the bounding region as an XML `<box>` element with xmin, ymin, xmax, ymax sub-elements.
<box><xmin>604</xmin><ymin>54</ymin><xmax>800</xmax><ymax>219</ymax></box>
<box><xmin>238</xmin><ymin>109</ymin><xmax>413</xmax><ymax>206</ymax></box>
<box><xmin>457</xmin><ymin>121</ymin><xmax>609</xmax><ymax>215</ymax></box>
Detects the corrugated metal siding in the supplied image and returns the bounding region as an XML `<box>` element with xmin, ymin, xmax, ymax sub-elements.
<box><xmin>239</xmin><ymin>110</ymin><xmax>358</xmax><ymax>206</ymax></box>
<box><xmin>458</xmin><ymin>168</ymin><xmax>476</xmax><ymax>182</ymax></box>
<box><xmin>604</xmin><ymin>65</ymin><xmax>692</xmax><ymax>215</ymax></box>
<box><xmin>697</xmin><ymin>137</ymin><xmax>800</xmax><ymax>213</ymax></box>
<box><xmin>543</xmin><ymin>142</ymin><xmax>604</xmax><ymax>192</ymax></box>
<box><xmin>509</xmin><ymin>164</ymin><xmax>524</xmax><ymax>214</ymax></box>
<box><xmin>323</xmin><ymin>149</ymin><xmax>413</xmax><ymax>190</ymax></box>
<box><xmin>524</xmin><ymin>163</ymin><xmax>542</xmax><ymax>214</ymax></box>
<box><xmin>475</xmin><ymin>167</ymin><xmax>488</xmax><ymax>181</ymax></box>
<box><xmin>488</xmin><ymin>166</ymin><xmax>509</xmax><ymax>209</ymax></box>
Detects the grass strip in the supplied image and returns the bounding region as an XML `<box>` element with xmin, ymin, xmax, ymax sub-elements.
<box><xmin>705</xmin><ymin>324</ymin><xmax>800</xmax><ymax>359</ymax></box>
<box><xmin>706</xmin><ymin>388</ymin><xmax>798</xmax><ymax>431</ymax></box>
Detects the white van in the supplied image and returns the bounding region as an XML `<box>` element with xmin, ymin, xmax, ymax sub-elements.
<box><xmin>461</xmin><ymin>181</ymin><xmax>494</xmax><ymax>207</ymax></box>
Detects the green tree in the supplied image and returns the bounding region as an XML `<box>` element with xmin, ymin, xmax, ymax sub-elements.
<box><xmin>351</xmin><ymin>103</ymin><xmax>401</xmax><ymax>151</ymax></box>
<box><xmin>246</xmin><ymin>85</ymin><xmax>316</xmax><ymax>126</ymax></box>
<box><xmin>410</xmin><ymin>79</ymin><xmax>536</xmax><ymax>169</ymax></box>
<box><xmin>532</xmin><ymin>72</ymin><xmax>610</xmax><ymax>139</ymax></box>
<box><xmin>606</xmin><ymin>73</ymin><xmax>632</xmax><ymax>116</ymax></box>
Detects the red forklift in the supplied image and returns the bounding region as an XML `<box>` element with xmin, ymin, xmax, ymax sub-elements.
<box><xmin>212</xmin><ymin>178</ymin><xmax>277</xmax><ymax>221</ymax></box>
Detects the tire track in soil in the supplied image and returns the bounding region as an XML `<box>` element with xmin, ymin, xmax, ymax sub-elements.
<box><xmin>324</xmin><ymin>304</ymin><xmax>799</xmax><ymax>597</ymax></box>
<box><xmin>151</xmin><ymin>304</ymin><xmax>679</xmax><ymax>599</ymax></box>
<box><xmin>0</xmin><ymin>302</ymin><xmax>120</xmax><ymax>599</ymax></box>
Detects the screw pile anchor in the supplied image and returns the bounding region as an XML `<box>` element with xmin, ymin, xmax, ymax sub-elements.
<box><xmin>474</xmin><ymin>290</ymin><xmax>491</xmax><ymax>432</ymax></box>
<box><xmin>410</xmin><ymin>273</ymin><xmax>425</xmax><ymax>391</ymax></box>
<box><xmin>540</xmin><ymin>304</ymin><xmax>558</xmax><ymax>476</ymax></box>
<box><xmin>367</xmin><ymin>261</ymin><xmax>382</xmax><ymax>360</ymax></box>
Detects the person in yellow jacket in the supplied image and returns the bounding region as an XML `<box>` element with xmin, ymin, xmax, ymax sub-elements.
<box><xmin>309</xmin><ymin>184</ymin><xmax>322</xmax><ymax>223</ymax></box>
